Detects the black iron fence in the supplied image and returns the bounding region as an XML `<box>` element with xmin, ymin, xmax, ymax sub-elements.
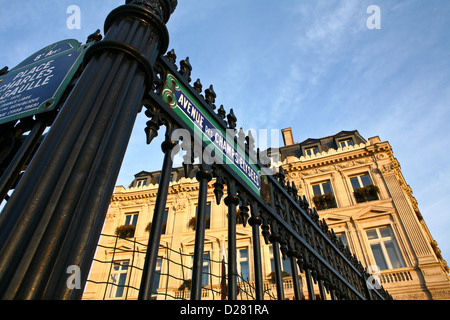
<box><xmin>85</xmin><ymin>233</ymin><xmax>281</xmax><ymax>300</ymax></box>
<box><xmin>0</xmin><ymin>0</ymin><xmax>391</xmax><ymax>300</ymax></box>
<box><xmin>136</xmin><ymin>50</ymin><xmax>392</xmax><ymax>300</ymax></box>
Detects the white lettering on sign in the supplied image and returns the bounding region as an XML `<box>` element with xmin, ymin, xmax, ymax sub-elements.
<box><xmin>172</xmin><ymin>85</ymin><xmax>261</xmax><ymax>191</ymax></box>
<box><xmin>0</xmin><ymin>60</ymin><xmax>55</xmax><ymax>100</ymax></box>
<box><xmin>177</xmin><ymin>93</ymin><xmax>205</xmax><ymax>129</ymax></box>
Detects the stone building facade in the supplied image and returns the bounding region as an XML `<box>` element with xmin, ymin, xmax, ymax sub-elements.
<box><xmin>83</xmin><ymin>129</ymin><xmax>450</xmax><ymax>300</ymax></box>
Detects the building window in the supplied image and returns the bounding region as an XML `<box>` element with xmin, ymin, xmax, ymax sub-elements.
<box><xmin>161</xmin><ymin>209</ymin><xmax>169</xmax><ymax>234</ymax></box>
<box><xmin>136</xmin><ymin>178</ymin><xmax>147</xmax><ymax>187</ymax></box>
<box><xmin>305</xmin><ymin>146</ymin><xmax>319</xmax><ymax>156</ymax></box>
<box><xmin>269</xmin><ymin>245</ymin><xmax>291</xmax><ymax>279</ymax></box>
<box><xmin>187</xmin><ymin>252</ymin><xmax>210</xmax><ymax>286</ymax></box>
<box><xmin>350</xmin><ymin>173</ymin><xmax>379</xmax><ymax>203</ymax></box>
<box><xmin>237</xmin><ymin>248</ymin><xmax>250</xmax><ymax>282</ymax></box>
<box><xmin>336</xmin><ymin>232</ymin><xmax>349</xmax><ymax>249</ymax></box>
<box><xmin>145</xmin><ymin>209</ymin><xmax>169</xmax><ymax>234</ymax></box>
<box><xmin>152</xmin><ymin>258</ymin><xmax>162</xmax><ymax>295</ymax></box>
<box><xmin>194</xmin><ymin>203</ymin><xmax>211</xmax><ymax>229</ymax></box>
<box><xmin>312</xmin><ymin>180</ymin><xmax>337</xmax><ymax>210</ymax></box>
<box><xmin>366</xmin><ymin>226</ymin><xmax>405</xmax><ymax>270</ymax></box>
<box><xmin>339</xmin><ymin>138</ymin><xmax>354</xmax><ymax>148</ymax></box>
<box><xmin>202</xmin><ymin>252</ymin><xmax>210</xmax><ymax>286</ymax></box>
<box><xmin>108</xmin><ymin>261</ymin><xmax>129</xmax><ymax>298</ymax></box>
<box><xmin>125</xmin><ymin>212</ymin><xmax>138</xmax><ymax>227</ymax></box>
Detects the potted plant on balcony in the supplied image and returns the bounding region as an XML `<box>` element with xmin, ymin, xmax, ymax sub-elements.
<box><xmin>354</xmin><ymin>184</ymin><xmax>379</xmax><ymax>203</ymax></box>
<box><xmin>188</xmin><ymin>215</ymin><xmax>211</xmax><ymax>230</ymax></box>
<box><xmin>312</xmin><ymin>195</ymin><xmax>323</xmax><ymax>208</ymax></box>
<box><xmin>115</xmin><ymin>224</ymin><xmax>135</xmax><ymax>239</ymax></box>
<box><xmin>145</xmin><ymin>221</ymin><xmax>167</xmax><ymax>234</ymax></box>
<box><xmin>312</xmin><ymin>193</ymin><xmax>336</xmax><ymax>210</ymax></box>
<box><xmin>188</xmin><ymin>217</ymin><xmax>196</xmax><ymax>231</ymax></box>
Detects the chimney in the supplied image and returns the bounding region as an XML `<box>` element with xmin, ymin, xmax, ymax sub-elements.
<box><xmin>281</xmin><ymin>128</ymin><xmax>294</xmax><ymax>146</ymax></box>
<box><xmin>368</xmin><ymin>136</ymin><xmax>381</xmax><ymax>144</ymax></box>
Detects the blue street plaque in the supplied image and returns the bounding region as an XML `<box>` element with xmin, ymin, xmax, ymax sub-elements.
<box><xmin>162</xmin><ymin>72</ymin><xmax>261</xmax><ymax>195</ymax></box>
<box><xmin>0</xmin><ymin>39</ymin><xmax>90</xmax><ymax>125</ymax></box>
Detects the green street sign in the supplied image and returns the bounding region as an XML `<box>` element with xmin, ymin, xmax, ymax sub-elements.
<box><xmin>162</xmin><ymin>72</ymin><xmax>261</xmax><ymax>195</ymax></box>
<box><xmin>0</xmin><ymin>39</ymin><xmax>90</xmax><ymax>125</ymax></box>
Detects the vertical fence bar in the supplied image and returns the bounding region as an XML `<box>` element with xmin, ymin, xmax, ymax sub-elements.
<box><xmin>190</xmin><ymin>164</ymin><xmax>212</xmax><ymax>300</ymax></box>
<box><xmin>138</xmin><ymin>139</ymin><xmax>178</xmax><ymax>300</ymax></box>
<box><xmin>364</xmin><ymin>274</ymin><xmax>374</xmax><ymax>300</ymax></box>
<box><xmin>289</xmin><ymin>256</ymin><xmax>302</xmax><ymax>300</ymax></box>
<box><xmin>330</xmin><ymin>288</ymin><xmax>337</xmax><ymax>300</ymax></box>
<box><xmin>305</xmin><ymin>269</ymin><xmax>315</xmax><ymax>300</ymax></box>
<box><xmin>224</xmin><ymin>179</ymin><xmax>239</xmax><ymax>300</ymax></box>
<box><xmin>164</xmin><ymin>246</ymin><xmax>170</xmax><ymax>300</ymax></box>
<box><xmin>0</xmin><ymin>118</ymin><xmax>48</xmax><ymax>204</ymax></box>
<box><xmin>249</xmin><ymin>202</ymin><xmax>264</xmax><ymax>300</ymax></box>
<box><xmin>318</xmin><ymin>279</ymin><xmax>327</xmax><ymax>300</ymax></box>
<box><xmin>124</xmin><ymin>237</ymin><xmax>137</xmax><ymax>300</ymax></box>
<box><xmin>103</xmin><ymin>235</ymin><xmax>119</xmax><ymax>300</ymax></box>
<box><xmin>271</xmin><ymin>241</ymin><xmax>285</xmax><ymax>300</ymax></box>
<box><xmin>179</xmin><ymin>248</ymin><xmax>187</xmax><ymax>300</ymax></box>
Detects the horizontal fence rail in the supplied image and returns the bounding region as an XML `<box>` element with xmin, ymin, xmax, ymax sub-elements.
<box><xmin>138</xmin><ymin>51</ymin><xmax>392</xmax><ymax>301</ymax></box>
<box><xmin>86</xmin><ymin>234</ymin><xmax>281</xmax><ymax>300</ymax></box>
<box><xmin>0</xmin><ymin>1</ymin><xmax>392</xmax><ymax>301</ymax></box>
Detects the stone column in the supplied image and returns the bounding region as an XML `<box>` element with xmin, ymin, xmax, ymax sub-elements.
<box><xmin>380</xmin><ymin>164</ymin><xmax>434</xmax><ymax>264</ymax></box>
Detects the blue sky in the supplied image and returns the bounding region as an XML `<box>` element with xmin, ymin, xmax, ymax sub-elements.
<box><xmin>1</xmin><ymin>1</ymin><xmax>449</xmax><ymax>266</ymax></box>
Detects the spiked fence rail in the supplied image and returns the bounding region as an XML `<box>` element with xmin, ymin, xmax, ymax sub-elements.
<box><xmin>0</xmin><ymin>0</ymin><xmax>391</xmax><ymax>300</ymax></box>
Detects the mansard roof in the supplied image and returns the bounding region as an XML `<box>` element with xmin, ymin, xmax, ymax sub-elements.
<box><xmin>278</xmin><ymin>130</ymin><xmax>367</xmax><ymax>161</ymax></box>
<box><xmin>129</xmin><ymin>130</ymin><xmax>368</xmax><ymax>186</ymax></box>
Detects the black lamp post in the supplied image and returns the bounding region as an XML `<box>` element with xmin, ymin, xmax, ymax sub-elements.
<box><xmin>0</xmin><ymin>0</ymin><xmax>177</xmax><ymax>300</ymax></box>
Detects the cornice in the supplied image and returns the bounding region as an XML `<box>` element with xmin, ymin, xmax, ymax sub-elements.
<box><xmin>277</xmin><ymin>141</ymin><xmax>393</xmax><ymax>173</ymax></box>
<box><xmin>110</xmin><ymin>177</ymin><xmax>216</xmax><ymax>203</ymax></box>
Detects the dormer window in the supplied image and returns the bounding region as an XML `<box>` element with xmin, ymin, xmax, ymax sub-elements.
<box><xmin>136</xmin><ymin>179</ymin><xmax>147</xmax><ymax>187</ymax></box>
<box><xmin>339</xmin><ymin>138</ymin><xmax>354</xmax><ymax>148</ymax></box>
<box><xmin>305</xmin><ymin>146</ymin><xmax>319</xmax><ymax>156</ymax></box>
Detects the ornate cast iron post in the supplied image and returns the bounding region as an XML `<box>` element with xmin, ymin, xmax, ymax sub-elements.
<box><xmin>224</xmin><ymin>179</ymin><xmax>239</xmax><ymax>300</ymax></box>
<box><xmin>270</xmin><ymin>236</ymin><xmax>285</xmax><ymax>300</ymax></box>
<box><xmin>248</xmin><ymin>201</ymin><xmax>264</xmax><ymax>300</ymax></box>
<box><xmin>287</xmin><ymin>241</ymin><xmax>302</xmax><ymax>300</ymax></box>
<box><xmin>0</xmin><ymin>0</ymin><xmax>177</xmax><ymax>300</ymax></box>
<box><xmin>304</xmin><ymin>259</ymin><xmax>316</xmax><ymax>300</ymax></box>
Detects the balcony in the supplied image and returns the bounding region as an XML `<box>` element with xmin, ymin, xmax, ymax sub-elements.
<box><xmin>172</xmin><ymin>278</ymin><xmax>302</xmax><ymax>300</ymax></box>
<box><xmin>312</xmin><ymin>193</ymin><xmax>337</xmax><ymax>211</ymax></box>
<box><xmin>379</xmin><ymin>268</ymin><xmax>414</xmax><ymax>285</ymax></box>
<box><xmin>354</xmin><ymin>185</ymin><xmax>379</xmax><ymax>203</ymax></box>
